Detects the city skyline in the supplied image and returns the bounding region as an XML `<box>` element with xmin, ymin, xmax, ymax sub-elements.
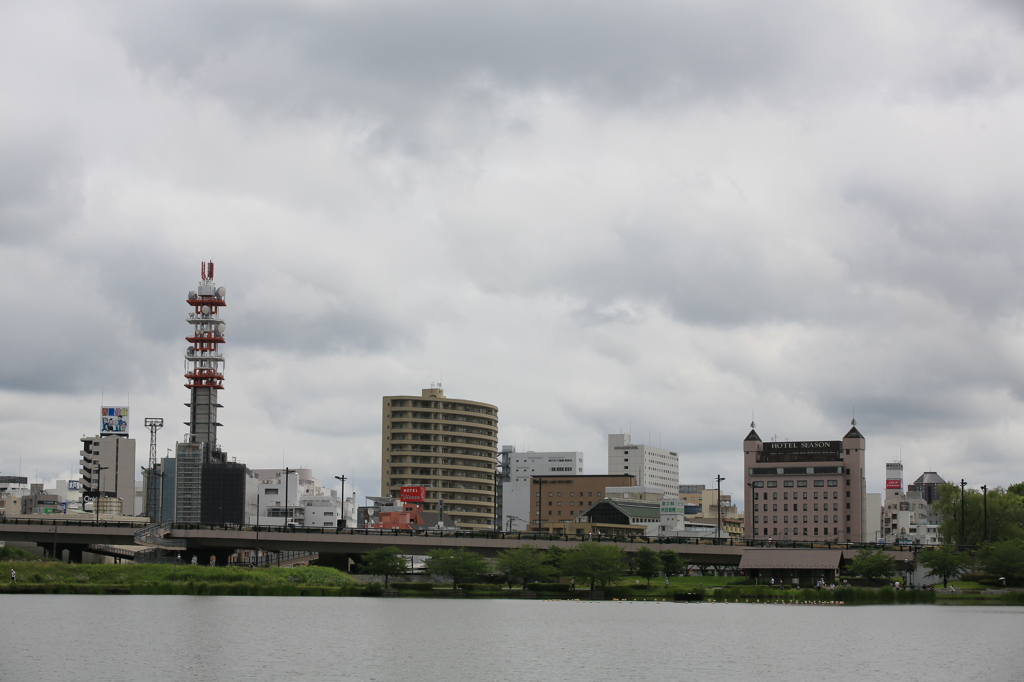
<box><xmin>2</xmin><ymin>2</ymin><xmax>1024</xmax><ymax>499</ymax></box>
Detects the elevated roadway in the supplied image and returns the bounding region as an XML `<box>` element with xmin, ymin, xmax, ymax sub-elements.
<box><xmin>0</xmin><ymin>518</ymin><xmax>921</xmax><ymax>567</ymax></box>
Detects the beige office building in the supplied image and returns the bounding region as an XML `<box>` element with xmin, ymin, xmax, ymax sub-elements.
<box><xmin>381</xmin><ymin>386</ymin><xmax>498</xmax><ymax>529</ymax></box>
<box><xmin>743</xmin><ymin>422</ymin><xmax>867</xmax><ymax>542</ymax></box>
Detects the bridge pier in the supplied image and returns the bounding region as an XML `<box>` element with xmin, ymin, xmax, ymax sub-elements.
<box><xmin>315</xmin><ymin>552</ymin><xmax>357</xmax><ymax>573</ymax></box>
<box><xmin>66</xmin><ymin>545</ymin><xmax>85</xmax><ymax>564</ymax></box>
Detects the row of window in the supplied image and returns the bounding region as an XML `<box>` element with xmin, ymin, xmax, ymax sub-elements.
<box><xmin>755</xmin><ymin>490</ymin><xmax>848</xmax><ymax>500</ymax></box>
<box><xmin>539</xmin><ymin>500</ymin><xmax>591</xmax><ymax>507</ymax></box>
<box><xmin>755</xmin><ymin>514</ymin><xmax>847</xmax><ymax>524</ymax></box>
<box><xmin>753</xmin><ymin>479</ymin><xmax>841</xmax><ymax>489</ymax></box>
<box><xmin>753</xmin><ymin>502</ymin><xmax>841</xmax><ymax>512</ymax></box>
<box><xmin>755</xmin><ymin>527</ymin><xmax>850</xmax><ymax>536</ymax></box>
<box><xmin>537</xmin><ymin>491</ymin><xmax>600</xmax><ymax>498</ymax></box>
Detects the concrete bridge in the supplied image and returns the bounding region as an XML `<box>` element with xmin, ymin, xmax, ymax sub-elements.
<box><xmin>0</xmin><ymin>518</ymin><xmax>918</xmax><ymax>569</ymax></box>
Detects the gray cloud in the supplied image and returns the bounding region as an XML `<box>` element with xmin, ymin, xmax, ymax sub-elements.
<box><xmin>3</xmin><ymin>0</ymin><xmax>1024</xmax><ymax>496</ymax></box>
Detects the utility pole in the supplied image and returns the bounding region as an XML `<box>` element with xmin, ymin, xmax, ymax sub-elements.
<box><xmin>283</xmin><ymin>467</ymin><xmax>297</xmax><ymax>529</ymax></box>
<box><xmin>334</xmin><ymin>475</ymin><xmax>347</xmax><ymax>529</ymax></box>
<box><xmin>959</xmin><ymin>479</ymin><xmax>967</xmax><ymax>546</ymax></box>
<box><xmin>716</xmin><ymin>475</ymin><xmax>726</xmax><ymax>542</ymax></box>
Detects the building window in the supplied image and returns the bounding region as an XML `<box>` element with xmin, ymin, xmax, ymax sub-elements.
<box><xmin>797</xmin><ymin>481</ymin><xmax>808</xmax><ymax>488</ymax></box>
<box><xmin>753</xmin><ymin>492</ymin><xmax>759</xmax><ymax>500</ymax></box>
<box><xmin>784</xmin><ymin>481</ymin><xmax>794</xmax><ymax>488</ymax></box>
<box><xmin>803</xmin><ymin>528</ymin><xmax>808</xmax><ymax>536</ymax></box>
<box><xmin>814</xmin><ymin>528</ymin><xmax>819</xmax><ymax>535</ymax></box>
<box><xmin>773</xmin><ymin>516</ymin><xmax>777</xmax><ymax>523</ymax></box>
<box><xmin>814</xmin><ymin>480</ymin><xmax>824</xmax><ymax>487</ymax></box>
<box><xmin>767</xmin><ymin>481</ymin><xmax>777</xmax><ymax>488</ymax></box>
<box><xmin>783</xmin><ymin>492</ymin><xmax>789</xmax><ymax>500</ymax></box>
<box><xmin>813</xmin><ymin>492</ymin><xmax>819</xmax><ymax>500</ymax></box>
<box><xmin>827</xmin><ymin>480</ymin><xmax>838</xmax><ymax>487</ymax></box>
<box><xmin>846</xmin><ymin>515</ymin><xmax>851</xmax><ymax>521</ymax></box>
<box><xmin>773</xmin><ymin>504</ymin><xmax>778</xmax><ymax>511</ymax></box>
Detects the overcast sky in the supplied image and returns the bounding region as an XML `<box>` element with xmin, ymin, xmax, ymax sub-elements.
<box><xmin>3</xmin><ymin>0</ymin><xmax>1024</xmax><ymax>506</ymax></box>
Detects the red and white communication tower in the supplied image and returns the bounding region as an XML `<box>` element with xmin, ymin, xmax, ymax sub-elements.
<box><xmin>184</xmin><ymin>261</ymin><xmax>226</xmax><ymax>453</ymax></box>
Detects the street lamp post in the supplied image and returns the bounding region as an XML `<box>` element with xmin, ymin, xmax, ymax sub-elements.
<box><xmin>334</xmin><ymin>475</ymin><xmax>347</xmax><ymax>529</ymax></box>
<box><xmin>715</xmin><ymin>474</ymin><xmax>726</xmax><ymax>542</ymax></box>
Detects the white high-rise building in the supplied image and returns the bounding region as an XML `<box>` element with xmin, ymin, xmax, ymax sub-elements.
<box><xmin>607</xmin><ymin>433</ymin><xmax>678</xmax><ymax>496</ymax></box>
<box><xmin>500</xmin><ymin>447</ymin><xmax>584</xmax><ymax>531</ymax></box>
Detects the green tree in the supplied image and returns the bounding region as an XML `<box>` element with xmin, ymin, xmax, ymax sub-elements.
<box><xmin>360</xmin><ymin>546</ymin><xmax>408</xmax><ymax>587</ymax></box>
<box><xmin>917</xmin><ymin>546</ymin><xmax>970</xmax><ymax>588</ymax></box>
<box><xmin>632</xmin><ymin>547</ymin><xmax>663</xmax><ymax>586</ymax></box>
<box><xmin>423</xmin><ymin>548</ymin><xmax>489</xmax><ymax>589</ymax></box>
<box><xmin>847</xmin><ymin>548</ymin><xmax>897</xmax><ymax>580</ymax></box>
<box><xmin>495</xmin><ymin>545</ymin><xmax>552</xmax><ymax>588</ymax></box>
<box><xmin>543</xmin><ymin>546</ymin><xmax>568</xmax><ymax>575</ymax></box>
<box><xmin>934</xmin><ymin>483</ymin><xmax>1024</xmax><ymax>545</ymax></box>
<box><xmin>561</xmin><ymin>542</ymin><xmax>627</xmax><ymax>590</ymax></box>
<box><xmin>977</xmin><ymin>539</ymin><xmax>1024</xmax><ymax>585</ymax></box>
<box><xmin>658</xmin><ymin>550</ymin><xmax>684</xmax><ymax>578</ymax></box>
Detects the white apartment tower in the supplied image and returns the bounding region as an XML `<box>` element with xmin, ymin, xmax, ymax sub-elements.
<box><xmin>607</xmin><ymin>433</ymin><xmax>679</xmax><ymax>496</ymax></box>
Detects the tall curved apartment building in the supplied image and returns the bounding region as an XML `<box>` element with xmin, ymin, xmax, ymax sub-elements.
<box><xmin>381</xmin><ymin>386</ymin><xmax>499</xmax><ymax>529</ymax></box>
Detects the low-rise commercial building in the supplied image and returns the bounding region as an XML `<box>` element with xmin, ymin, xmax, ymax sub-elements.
<box><xmin>531</xmin><ymin>474</ymin><xmax>635</xmax><ymax>530</ymax></box>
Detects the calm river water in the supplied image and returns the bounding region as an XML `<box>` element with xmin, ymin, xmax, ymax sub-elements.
<box><xmin>1</xmin><ymin>596</ymin><xmax>1021</xmax><ymax>681</ymax></box>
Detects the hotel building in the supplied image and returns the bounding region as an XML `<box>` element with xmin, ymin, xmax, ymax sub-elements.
<box><xmin>743</xmin><ymin>421</ymin><xmax>867</xmax><ymax>542</ymax></box>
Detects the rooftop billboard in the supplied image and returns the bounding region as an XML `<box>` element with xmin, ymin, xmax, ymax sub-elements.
<box><xmin>100</xmin><ymin>406</ymin><xmax>129</xmax><ymax>435</ymax></box>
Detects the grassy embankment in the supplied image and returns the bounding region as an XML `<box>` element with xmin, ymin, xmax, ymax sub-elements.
<box><xmin>0</xmin><ymin>561</ymin><xmax>359</xmax><ymax>596</ymax></box>
<box><xmin>2</xmin><ymin>562</ymin><xmax>1020</xmax><ymax>603</ymax></box>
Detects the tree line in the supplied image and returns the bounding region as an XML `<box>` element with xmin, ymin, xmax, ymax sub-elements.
<box><xmin>360</xmin><ymin>544</ymin><xmax>689</xmax><ymax>590</ymax></box>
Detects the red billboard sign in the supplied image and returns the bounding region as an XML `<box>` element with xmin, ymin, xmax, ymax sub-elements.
<box><xmin>885</xmin><ymin>479</ymin><xmax>902</xmax><ymax>490</ymax></box>
<box><xmin>400</xmin><ymin>486</ymin><xmax>427</xmax><ymax>503</ymax></box>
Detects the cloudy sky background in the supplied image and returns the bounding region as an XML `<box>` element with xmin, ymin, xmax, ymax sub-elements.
<box><xmin>3</xmin><ymin>0</ymin><xmax>1024</xmax><ymax>507</ymax></box>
